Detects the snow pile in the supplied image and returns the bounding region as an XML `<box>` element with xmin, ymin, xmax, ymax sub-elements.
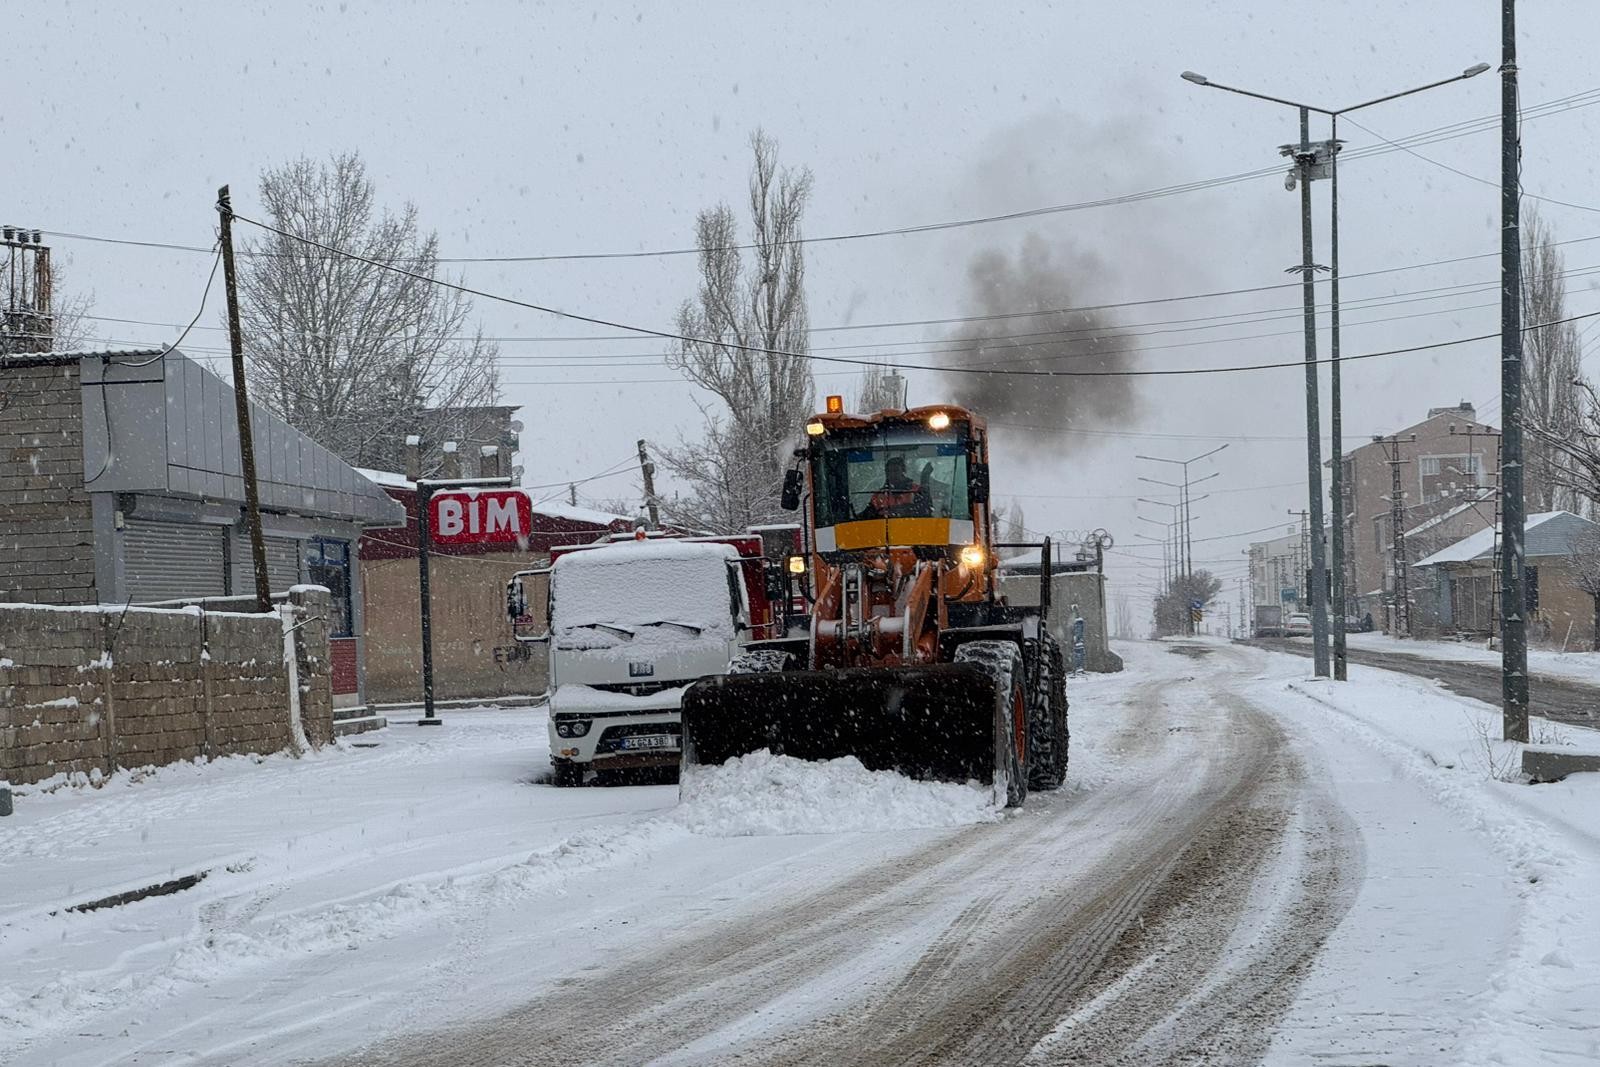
<box><xmin>676</xmin><ymin>750</ymin><xmax>1001</xmax><ymax>836</ymax></box>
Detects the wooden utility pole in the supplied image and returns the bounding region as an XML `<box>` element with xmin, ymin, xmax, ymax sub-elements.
<box><xmin>217</xmin><ymin>186</ymin><xmax>271</xmax><ymax>614</ymax></box>
<box><xmin>637</xmin><ymin>439</ymin><xmax>660</xmax><ymax>530</ymax></box>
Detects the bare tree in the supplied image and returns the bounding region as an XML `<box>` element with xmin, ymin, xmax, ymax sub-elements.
<box><xmin>997</xmin><ymin>500</ymin><xmax>1027</xmax><ymax>544</ymax></box>
<box><xmin>238</xmin><ymin>152</ymin><xmax>499</xmax><ymax>473</ymax></box>
<box><xmin>854</xmin><ymin>362</ymin><xmax>903</xmax><ymax>411</ymax></box>
<box><xmin>1521</xmin><ymin>207</ymin><xmax>1584</xmax><ymax>512</ymax></box>
<box><xmin>1111</xmin><ymin>592</ymin><xmax>1136</xmax><ymax>641</ymax></box>
<box><xmin>1565</xmin><ymin>527</ymin><xmax>1600</xmax><ymax>651</ymax></box>
<box><xmin>662</xmin><ymin>131</ymin><xmax>814</xmax><ymax>532</ymax></box>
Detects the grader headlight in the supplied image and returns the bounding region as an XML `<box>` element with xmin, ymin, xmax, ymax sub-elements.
<box><xmin>959</xmin><ymin>543</ymin><xmax>986</xmax><ymax>569</ymax></box>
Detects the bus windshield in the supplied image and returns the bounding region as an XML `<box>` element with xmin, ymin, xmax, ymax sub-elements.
<box><xmin>813</xmin><ymin>425</ymin><xmax>971</xmax><ymax>527</ymax></box>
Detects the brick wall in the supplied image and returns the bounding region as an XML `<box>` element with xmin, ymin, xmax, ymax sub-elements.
<box><xmin>0</xmin><ymin>361</ymin><xmax>97</xmax><ymax>604</ymax></box>
<box><xmin>0</xmin><ymin>588</ymin><xmax>333</xmax><ymax>786</ymax></box>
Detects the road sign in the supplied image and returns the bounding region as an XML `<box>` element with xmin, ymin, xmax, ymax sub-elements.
<box><xmin>1189</xmin><ymin>598</ymin><xmax>1204</xmax><ymax>611</ymax></box>
<box><xmin>428</xmin><ymin>489</ymin><xmax>533</xmax><ymax>545</ymax></box>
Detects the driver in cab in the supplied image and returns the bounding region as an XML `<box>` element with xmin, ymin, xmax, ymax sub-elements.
<box><xmin>858</xmin><ymin>455</ymin><xmax>932</xmax><ymax>519</ymax></box>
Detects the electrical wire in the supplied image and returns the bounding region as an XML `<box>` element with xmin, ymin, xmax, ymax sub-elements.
<box><xmin>39</xmin><ymin>86</ymin><xmax>1600</xmax><ymax>266</ymax></box>
<box><xmin>226</xmin><ymin>210</ymin><xmax>1600</xmax><ymax>379</ymax></box>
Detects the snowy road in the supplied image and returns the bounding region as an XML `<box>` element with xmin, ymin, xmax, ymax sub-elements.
<box><xmin>5</xmin><ymin>640</ymin><xmax>1597</xmax><ymax>1066</ymax></box>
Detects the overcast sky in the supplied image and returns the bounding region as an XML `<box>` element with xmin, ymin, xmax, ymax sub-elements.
<box><xmin>7</xmin><ymin>1</ymin><xmax>1598</xmax><ymax>612</ymax></box>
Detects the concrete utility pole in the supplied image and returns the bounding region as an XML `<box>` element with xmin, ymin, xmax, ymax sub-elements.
<box><xmin>636</xmin><ymin>439</ymin><xmax>660</xmax><ymax>531</ymax></box>
<box><xmin>1500</xmin><ymin>0</ymin><xmax>1531</xmax><ymax>742</ymax></box>
<box><xmin>217</xmin><ymin>186</ymin><xmax>272</xmax><ymax>614</ymax></box>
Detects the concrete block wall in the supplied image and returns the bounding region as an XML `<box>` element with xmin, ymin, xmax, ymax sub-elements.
<box><xmin>0</xmin><ymin>595</ymin><xmax>334</xmax><ymax>787</ymax></box>
<box><xmin>0</xmin><ymin>361</ymin><xmax>97</xmax><ymax>604</ymax></box>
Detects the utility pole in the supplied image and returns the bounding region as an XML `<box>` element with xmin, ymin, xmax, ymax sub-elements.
<box><xmin>568</xmin><ymin>482</ymin><xmax>577</xmax><ymax>507</ymax></box>
<box><xmin>217</xmin><ymin>186</ymin><xmax>271</xmax><ymax>614</ymax></box>
<box><xmin>1500</xmin><ymin>0</ymin><xmax>1530</xmax><ymax>742</ymax></box>
<box><xmin>1375</xmin><ymin>434</ymin><xmax>1416</xmax><ymax>636</ymax></box>
<box><xmin>636</xmin><ymin>439</ymin><xmax>660</xmax><ymax>530</ymax></box>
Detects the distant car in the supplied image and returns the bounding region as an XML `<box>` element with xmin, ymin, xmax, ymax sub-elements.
<box><xmin>1285</xmin><ymin>612</ymin><xmax>1313</xmax><ymax>636</ymax></box>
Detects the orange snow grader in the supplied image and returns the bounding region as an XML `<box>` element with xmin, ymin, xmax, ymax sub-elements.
<box><xmin>680</xmin><ymin>399</ymin><xmax>1067</xmax><ymax>806</ymax></box>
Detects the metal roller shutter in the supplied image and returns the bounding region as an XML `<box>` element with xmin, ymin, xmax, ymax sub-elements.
<box><xmin>264</xmin><ymin>537</ymin><xmax>301</xmax><ymax>594</ymax></box>
<box><xmin>232</xmin><ymin>534</ymin><xmax>302</xmax><ymax>596</ymax></box>
<box><xmin>125</xmin><ymin>520</ymin><xmax>227</xmax><ymax>604</ymax></box>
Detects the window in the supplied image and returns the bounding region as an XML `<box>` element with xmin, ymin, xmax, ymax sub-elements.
<box><xmin>812</xmin><ymin>426</ymin><xmax>971</xmax><ymax>528</ymax></box>
<box><xmin>1419</xmin><ymin>456</ymin><xmax>1441</xmax><ymax>476</ymax></box>
<box><xmin>305</xmin><ymin>539</ymin><xmax>353</xmax><ymax>637</ymax></box>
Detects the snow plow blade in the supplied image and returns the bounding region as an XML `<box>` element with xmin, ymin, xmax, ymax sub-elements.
<box><xmin>680</xmin><ymin>664</ymin><xmax>1002</xmax><ymax>785</ymax></box>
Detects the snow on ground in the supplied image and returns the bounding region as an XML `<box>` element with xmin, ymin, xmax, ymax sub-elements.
<box><xmin>1240</xmin><ymin>648</ymin><xmax>1600</xmax><ymax>1066</ymax></box>
<box><xmin>1343</xmin><ymin>629</ymin><xmax>1600</xmax><ymax>685</ymax></box>
<box><xmin>5</xmin><ymin>643</ymin><xmax>1599</xmax><ymax>1065</ymax></box>
<box><xmin>677</xmin><ymin>750</ymin><xmax>1000</xmax><ymax>836</ymax></box>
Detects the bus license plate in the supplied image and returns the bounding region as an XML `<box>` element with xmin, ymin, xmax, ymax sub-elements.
<box><xmin>621</xmin><ymin>735</ymin><xmax>675</xmax><ymax>751</ymax></box>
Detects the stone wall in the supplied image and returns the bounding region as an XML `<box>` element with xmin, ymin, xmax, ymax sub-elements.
<box><xmin>0</xmin><ymin>588</ymin><xmax>332</xmax><ymax>786</ymax></box>
<box><xmin>0</xmin><ymin>360</ymin><xmax>97</xmax><ymax>604</ymax></box>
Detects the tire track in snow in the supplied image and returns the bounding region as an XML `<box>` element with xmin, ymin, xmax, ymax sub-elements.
<box><xmin>313</xmin><ymin>654</ymin><xmax>1356</xmax><ymax>1067</ymax></box>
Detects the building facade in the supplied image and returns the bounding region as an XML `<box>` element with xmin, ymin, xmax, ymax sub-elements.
<box><xmin>356</xmin><ymin>471</ymin><xmax>633</xmax><ymax>705</ymax></box>
<box><xmin>1412</xmin><ymin>510</ymin><xmax>1600</xmax><ymax>648</ymax></box>
<box><xmin>1341</xmin><ymin>402</ymin><xmax>1499</xmax><ymax>626</ymax></box>
<box><xmin>0</xmin><ymin>348</ymin><xmax>404</xmax><ymax>706</ymax></box>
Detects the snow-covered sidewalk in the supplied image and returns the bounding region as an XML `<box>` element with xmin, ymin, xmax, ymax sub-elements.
<box><xmin>1342</xmin><ymin>629</ymin><xmax>1600</xmax><ymax>687</ymax></box>
<box><xmin>1240</xmin><ymin>647</ymin><xmax>1600</xmax><ymax>1066</ymax></box>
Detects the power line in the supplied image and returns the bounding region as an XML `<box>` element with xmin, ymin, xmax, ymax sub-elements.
<box><xmin>79</xmin><ymin>260</ymin><xmax>1600</xmax><ymax>367</ymax></box>
<box><xmin>39</xmin><ymin>86</ymin><xmax>1600</xmax><ymax>267</ymax></box>
<box><xmin>184</xmin><ymin>211</ymin><xmax>1600</xmax><ymax>381</ymax></box>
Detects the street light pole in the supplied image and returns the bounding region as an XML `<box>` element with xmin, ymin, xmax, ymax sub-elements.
<box><xmin>1137</xmin><ymin>445</ymin><xmax>1227</xmax><ymax>635</ymax></box>
<box><xmin>1181</xmin><ymin>63</ymin><xmax>1490</xmax><ymax>681</ymax></box>
<box><xmin>1292</xmin><ymin>106</ymin><xmax>1332</xmax><ymax>678</ymax></box>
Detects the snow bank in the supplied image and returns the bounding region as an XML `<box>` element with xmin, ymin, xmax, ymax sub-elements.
<box><xmin>676</xmin><ymin>750</ymin><xmax>1001</xmax><ymax>836</ymax></box>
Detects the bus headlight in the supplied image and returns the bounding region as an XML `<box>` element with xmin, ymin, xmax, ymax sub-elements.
<box><xmin>959</xmin><ymin>544</ymin><xmax>985</xmax><ymax>568</ymax></box>
<box><xmin>555</xmin><ymin>719</ymin><xmax>592</xmax><ymax>738</ymax></box>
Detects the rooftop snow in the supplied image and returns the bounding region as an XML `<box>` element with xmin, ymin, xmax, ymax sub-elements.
<box><xmin>1412</xmin><ymin>511</ymin><xmax>1568</xmax><ymax>567</ymax></box>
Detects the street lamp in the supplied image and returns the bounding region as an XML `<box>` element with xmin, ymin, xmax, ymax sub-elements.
<box><xmin>1181</xmin><ymin>63</ymin><xmax>1488</xmax><ymax>680</ymax></box>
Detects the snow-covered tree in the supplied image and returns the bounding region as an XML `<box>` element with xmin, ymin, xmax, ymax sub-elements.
<box><xmin>663</xmin><ymin>131</ymin><xmax>814</xmax><ymax>532</ymax></box>
<box><xmin>237</xmin><ymin>152</ymin><xmax>499</xmax><ymax>473</ymax></box>
<box><xmin>1153</xmin><ymin>570</ymin><xmax>1222</xmax><ymax>637</ymax></box>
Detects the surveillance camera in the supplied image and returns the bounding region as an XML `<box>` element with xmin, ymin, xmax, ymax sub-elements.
<box><xmin>1284</xmin><ymin>169</ymin><xmax>1298</xmax><ymax>191</ymax></box>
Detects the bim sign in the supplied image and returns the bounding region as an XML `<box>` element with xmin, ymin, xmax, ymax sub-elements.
<box><xmin>428</xmin><ymin>490</ymin><xmax>533</xmax><ymax>545</ymax></box>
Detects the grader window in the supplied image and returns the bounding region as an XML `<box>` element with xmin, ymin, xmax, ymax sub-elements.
<box><xmin>813</xmin><ymin>428</ymin><xmax>970</xmax><ymax>526</ymax></box>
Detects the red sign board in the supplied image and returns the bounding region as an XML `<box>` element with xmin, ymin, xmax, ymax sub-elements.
<box><xmin>428</xmin><ymin>490</ymin><xmax>533</xmax><ymax>545</ymax></box>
